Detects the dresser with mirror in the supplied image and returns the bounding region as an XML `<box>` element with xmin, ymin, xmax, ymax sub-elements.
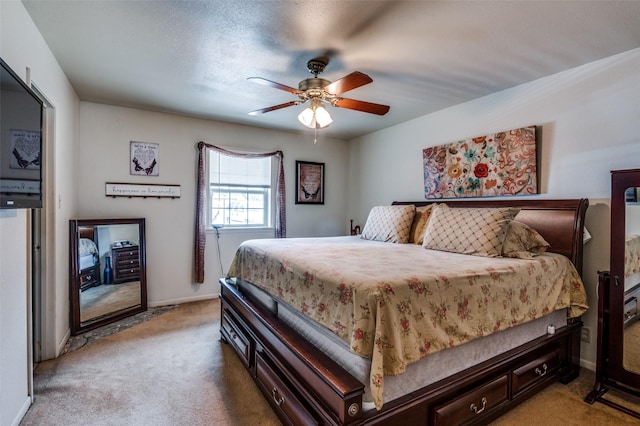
<box><xmin>586</xmin><ymin>168</ymin><xmax>640</xmax><ymax>418</ymax></box>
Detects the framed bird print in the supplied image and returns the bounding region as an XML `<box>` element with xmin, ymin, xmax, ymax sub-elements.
<box><xmin>130</xmin><ymin>141</ymin><xmax>159</xmax><ymax>176</ymax></box>
<box><xmin>296</xmin><ymin>160</ymin><xmax>324</xmax><ymax>204</ymax></box>
<box><xmin>9</xmin><ymin>129</ymin><xmax>41</xmax><ymax>170</ymax></box>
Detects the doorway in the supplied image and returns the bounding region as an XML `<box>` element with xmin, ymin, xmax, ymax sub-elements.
<box><xmin>30</xmin><ymin>84</ymin><xmax>55</xmax><ymax>364</ymax></box>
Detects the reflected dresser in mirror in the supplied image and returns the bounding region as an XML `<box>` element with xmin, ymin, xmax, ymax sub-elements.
<box><xmin>69</xmin><ymin>218</ymin><xmax>148</xmax><ymax>335</ymax></box>
<box><xmin>586</xmin><ymin>169</ymin><xmax>640</xmax><ymax>418</ymax></box>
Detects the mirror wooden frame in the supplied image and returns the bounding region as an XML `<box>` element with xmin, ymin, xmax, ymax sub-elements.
<box><xmin>586</xmin><ymin>168</ymin><xmax>640</xmax><ymax>418</ymax></box>
<box><xmin>69</xmin><ymin>218</ymin><xmax>148</xmax><ymax>335</ymax></box>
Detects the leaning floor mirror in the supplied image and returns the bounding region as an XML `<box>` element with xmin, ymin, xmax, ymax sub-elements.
<box><xmin>69</xmin><ymin>218</ymin><xmax>148</xmax><ymax>335</ymax></box>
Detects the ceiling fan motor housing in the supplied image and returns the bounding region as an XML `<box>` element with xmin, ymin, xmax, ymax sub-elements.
<box><xmin>298</xmin><ymin>78</ymin><xmax>331</xmax><ymax>92</ymax></box>
<box><xmin>306</xmin><ymin>57</ymin><xmax>329</xmax><ymax>76</ymax></box>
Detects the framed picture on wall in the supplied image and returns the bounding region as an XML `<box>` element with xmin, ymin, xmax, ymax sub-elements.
<box><xmin>130</xmin><ymin>141</ymin><xmax>159</xmax><ymax>176</ymax></box>
<box><xmin>296</xmin><ymin>161</ymin><xmax>324</xmax><ymax>204</ymax></box>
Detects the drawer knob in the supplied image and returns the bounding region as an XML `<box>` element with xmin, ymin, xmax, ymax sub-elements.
<box><xmin>470</xmin><ymin>397</ymin><xmax>487</xmax><ymax>414</ymax></box>
<box><xmin>348</xmin><ymin>403</ymin><xmax>360</xmax><ymax>417</ymax></box>
<box><xmin>271</xmin><ymin>387</ymin><xmax>285</xmax><ymax>406</ymax></box>
<box><xmin>535</xmin><ymin>363</ymin><xmax>548</xmax><ymax>377</ymax></box>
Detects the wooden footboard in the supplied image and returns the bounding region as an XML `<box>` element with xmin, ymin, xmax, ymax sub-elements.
<box><xmin>221</xmin><ymin>278</ymin><xmax>365</xmax><ymax>425</ymax></box>
<box><xmin>221</xmin><ymin>277</ymin><xmax>582</xmax><ymax>425</ymax></box>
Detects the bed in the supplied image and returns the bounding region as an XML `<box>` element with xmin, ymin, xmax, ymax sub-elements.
<box><xmin>220</xmin><ymin>198</ymin><xmax>589</xmax><ymax>425</ymax></box>
<box><xmin>623</xmin><ymin>234</ymin><xmax>640</xmax><ymax>327</ymax></box>
<box><xmin>78</xmin><ymin>226</ymin><xmax>100</xmax><ymax>291</ymax></box>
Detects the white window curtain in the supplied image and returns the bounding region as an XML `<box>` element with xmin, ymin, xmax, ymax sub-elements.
<box><xmin>194</xmin><ymin>141</ymin><xmax>285</xmax><ymax>283</ymax></box>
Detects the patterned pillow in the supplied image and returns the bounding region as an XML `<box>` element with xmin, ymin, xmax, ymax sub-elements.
<box><xmin>501</xmin><ymin>220</ymin><xmax>550</xmax><ymax>259</ymax></box>
<box><xmin>409</xmin><ymin>204</ymin><xmax>438</xmax><ymax>244</ymax></box>
<box><xmin>360</xmin><ymin>205</ymin><xmax>416</xmax><ymax>243</ymax></box>
<box><xmin>423</xmin><ymin>206</ymin><xmax>520</xmax><ymax>257</ymax></box>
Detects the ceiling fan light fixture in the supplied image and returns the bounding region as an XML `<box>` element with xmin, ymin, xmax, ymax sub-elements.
<box><xmin>298</xmin><ymin>107</ymin><xmax>315</xmax><ymax>128</ymax></box>
<box><xmin>297</xmin><ymin>106</ymin><xmax>332</xmax><ymax>129</ymax></box>
<box><xmin>298</xmin><ymin>102</ymin><xmax>332</xmax><ymax>129</ymax></box>
<box><xmin>314</xmin><ymin>105</ymin><xmax>333</xmax><ymax>128</ymax></box>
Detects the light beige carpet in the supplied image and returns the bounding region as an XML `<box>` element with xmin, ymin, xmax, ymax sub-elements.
<box><xmin>21</xmin><ymin>299</ymin><xmax>640</xmax><ymax>425</ymax></box>
<box><xmin>22</xmin><ymin>299</ymin><xmax>279</xmax><ymax>426</ymax></box>
<box><xmin>80</xmin><ymin>281</ymin><xmax>141</xmax><ymax>322</ymax></box>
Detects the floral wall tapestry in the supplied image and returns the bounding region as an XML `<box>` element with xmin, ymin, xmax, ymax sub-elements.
<box><xmin>423</xmin><ymin>126</ymin><xmax>538</xmax><ymax>199</ymax></box>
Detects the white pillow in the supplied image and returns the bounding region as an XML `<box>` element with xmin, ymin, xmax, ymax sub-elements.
<box><xmin>360</xmin><ymin>205</ymin><xmax>416</xmax><ymax>243</ymax></box>
<box><xmin>423</xmin><ymin>205</ymin><xmax>520</xmax><ymax>257</ymax></box>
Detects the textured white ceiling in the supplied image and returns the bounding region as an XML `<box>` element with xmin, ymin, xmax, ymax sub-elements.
<box><xmin>22</xmin><ymin>0</ymin><xmax>640</xmax><ymax>139</ymax></box>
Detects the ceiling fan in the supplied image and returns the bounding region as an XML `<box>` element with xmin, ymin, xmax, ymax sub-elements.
<box><xmin>248</xmin><ymin>56</ymin><xmax>390</xmax><ymax>129</ymax></box>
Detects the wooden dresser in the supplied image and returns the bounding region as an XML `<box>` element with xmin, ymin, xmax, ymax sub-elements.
<box><xmin>111</xmin><ymin>244</ymin><xmax>140</xmax><ymax>283</ymax></box>
<box><xmin>79</xmin><ymin>263</ymin><xmax>100</xmax><ymax>291</ymax></box>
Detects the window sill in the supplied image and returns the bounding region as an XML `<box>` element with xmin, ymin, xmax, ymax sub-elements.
<box><xmin>206</xmin><ymin>227</ymin><xmax>275</xmax><ymax>235</ymax></box>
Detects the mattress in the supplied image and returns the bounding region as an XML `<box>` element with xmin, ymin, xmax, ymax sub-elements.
<box><xmin>79</xmin><ymin>253</ymin><xmax>96</xmax><ymax>270</ymax></box>
<box><xmin>236</xmin><ymin>278</ymin><xmax>568</xmax><ymax>411</ymax></box>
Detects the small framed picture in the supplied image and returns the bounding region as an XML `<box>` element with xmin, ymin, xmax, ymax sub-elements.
<box><xmin>296</xmin><ymin>161</ymin><xmax>324</xmax><ymax>204</ymax></box>
<box><xmin>130</xmin><ymin>141</ymin><xmax>159</xmax><ymax>176</ymax></box>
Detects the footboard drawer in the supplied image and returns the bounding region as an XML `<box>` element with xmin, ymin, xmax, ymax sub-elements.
<box><xmin>512</xmin><ymin>346</ymin><xmax>561</xmax><ymax>395</ymax></box>
<box><xmin>221</xmin><ymin>309</ymin><xmax>252</xmax><ymax>368</ymax></box>
<box><xmin>255</xmin><ymin>351</ymin><xmax>319</xmax><ymax>426</ymax></box>
<box><xmin>433</xmin><ymin>374</ymin><xmax>509</xmax><ymax>426</ymax></box>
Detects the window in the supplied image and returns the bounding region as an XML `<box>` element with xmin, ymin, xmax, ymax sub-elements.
<box><xmin>208</xmin><ymin>150</ymin><xmax>273</xmax><ymax>229</ymax></box>
<box><xmin>195</xmin><ymin>142</ymin><xmax>284</xmax><ymax>282</ymax></box>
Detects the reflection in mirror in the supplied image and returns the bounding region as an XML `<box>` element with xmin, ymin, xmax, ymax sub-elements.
<box><xmin>624</xmin><ymin>187</ymin><xmax>640</xmax><ymax>372</ymax></box>
<box><xmin>70</xmin><ymin>218</ymin><xmax>147</xmax><ymax>335</ymax></box>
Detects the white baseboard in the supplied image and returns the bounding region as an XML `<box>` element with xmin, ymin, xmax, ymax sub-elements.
<box><xmin>148</xmin><ymin>293</ymin><xmax>219</xmax><ymax>308</ymax></box>
<box><xmin>11</xmin><ymin>396</ymin><xmax>31</xmax><ymax>426</ymax></box>
<box><xmin>580</xmin><ymin>359</ymin><xmax>596</xmax><ymax>372</ymax></box>
<box><xmin>57</xmin><ymin>328</ymin><xmax>71</xmax><ymax>358</ymax></box>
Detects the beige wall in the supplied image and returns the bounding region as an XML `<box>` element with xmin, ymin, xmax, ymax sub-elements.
<box><xmin>1</xmin><ymin>1</ymin><xmax>80</xmax><ymax>424</ymax></box>
<box><xmin>347</xmin><ymin>48</ymin><xmax>640</xmax><ymax>369</ymax></box>
<box><xmin>3</xmin><ymin>1</ymin><xmax>639</xmax><ymax>423</ymax></box>
<box><xmin>78</xmin><ymin>102</ymin><xmax>350</xmax><ymax>305</ymax></box>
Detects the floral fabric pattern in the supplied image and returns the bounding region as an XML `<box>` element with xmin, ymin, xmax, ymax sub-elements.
<box><xmin>501</xmin><ymin>220</ymin><xmax>550</xmax><ymax>259</ymax></box>
<box><xmin>423</xmin><ymin>126</ymin><xmax>537</xmax><ymax>198</ymax></box>
<box><xmin>409</xmin><ymin>204</ymin><xmax>436</xmax><ymax>244</ymax></box>
<box><xmin>626</xmin><ymin>234</ymin><xmax>640</xmax><ymax>277</ymax></box>
<box><xmin>227</xmin><ymin>236</ymin><xmax>588</xmax><ymax>410</ymax></box>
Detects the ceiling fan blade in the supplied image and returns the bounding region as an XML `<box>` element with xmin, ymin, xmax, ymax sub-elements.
<box><xmin>248</xmin><ymin>100</ymin><xmax>302</xmax><ymax>115</ymax></box>
<box><xmin>324</xmin><ymin>71</ymin><xmax>373</xmax><ymax>95</ymax></box>
<box><xmin>248</xmin><ymin>77</ymin><xmax>302</xmax><ymax>95</ymax></box>
<box><xmin>334</xmin><ymin>98</ymin><xmax>390</xmax><ymax>115</ymax></box>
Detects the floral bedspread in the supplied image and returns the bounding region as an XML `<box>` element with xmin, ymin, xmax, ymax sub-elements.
<box><xmin>227</xmin><ymin>236</ymin><xmax>588</xmax><ymax>410</ymax></box>
<box><xmin>626</xmin><ymin>234</ymin><xmax>640</xmax><ymax>278</ymax></box>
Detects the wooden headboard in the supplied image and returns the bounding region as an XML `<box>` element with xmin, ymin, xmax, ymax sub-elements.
<box><xmin>79</xmin><ymin>226</ymin><xmax>96</xmax><ymax>241</ymax></box>
<box><xmin>392</xmin><ymin>198</ymin><xmax>589</xmax><ymax>276</ymax></box>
